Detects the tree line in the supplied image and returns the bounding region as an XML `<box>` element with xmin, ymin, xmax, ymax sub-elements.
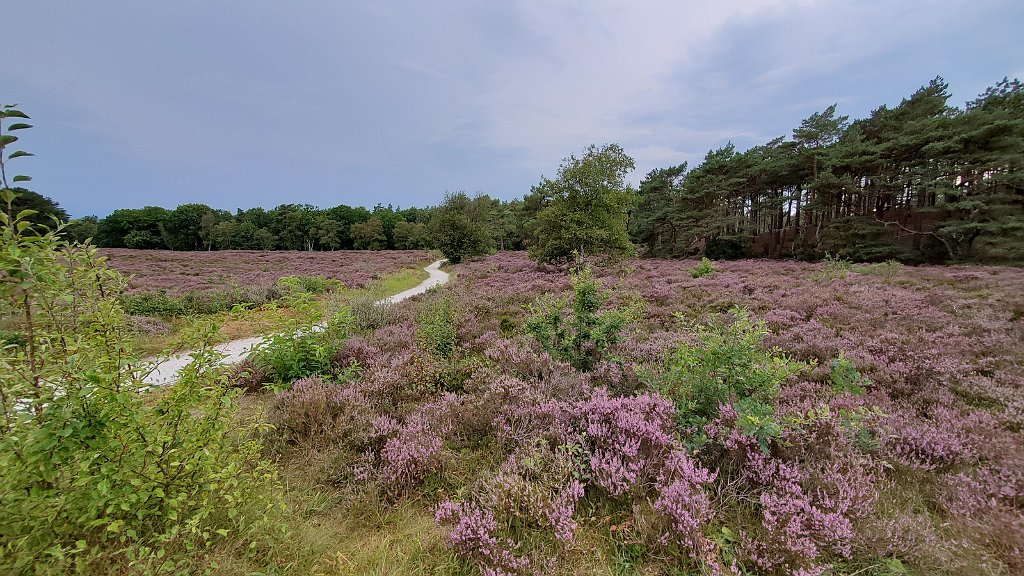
<box><xmin>22</xmin><ymin>75</ymin><xmax>1024</xmax><ymax>264</ymax></box>
<box><xmin>632</xmin><ymin>77</ymin><xmax>1024</xmax><ymax>263</ymax></box>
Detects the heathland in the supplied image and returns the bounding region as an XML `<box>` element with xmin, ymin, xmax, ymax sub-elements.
<box><xmin>2</xmin><ymin>79</ymin><xmax>1023</xmax><ymax>575</ymax></box>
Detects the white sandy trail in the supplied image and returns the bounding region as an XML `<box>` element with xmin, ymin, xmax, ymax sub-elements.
<box><xmin>141</xmin><ymin>260</ymin><xmax>449</xmax><ymax>386</ymax></box>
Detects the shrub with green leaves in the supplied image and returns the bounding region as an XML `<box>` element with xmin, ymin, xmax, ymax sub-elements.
<box><xmin>689</xmin><ymin>256</ymin><xmax>716</xmax><ymax>278</ymax></box>
<box><xmin>252</xmin><ymin>307</ymin><xmax>354</xmax><ymax>386</ymax></box>
<box><xmin>829</xmin><ymin>354</ymin><xmax>870</xmax><ymax>396</ymax></box>
<box><xmin>525</xmin><ymin>265</ymin><xmax>640</xmax><ymax>371</ymax></box>
<box><xmin>812</xmin><ymin>252</ymin><xmax>853</xmax><ymax>283</ymax></box>
<box><xmin>415</xmin><ymin>292</ymin><xmax>459</xmax><ymax>361</ymax></box>
<box><xmin>0</xmin><ymin>112</ymin><xmax>283</xmax><ymax>573</ymax></box>
<box><xmin>656</xmin><ymin>308</ymin><xmax>804</xmax><ymax>447</ymax></box>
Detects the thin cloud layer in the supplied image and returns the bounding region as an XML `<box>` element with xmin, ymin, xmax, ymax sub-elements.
<box><xmin>5</xmin><ymin>0</ymin><xmax>1021</xmax><ymax>216</ymax></box>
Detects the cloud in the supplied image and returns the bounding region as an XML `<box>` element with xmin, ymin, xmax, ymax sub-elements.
<box><xmin>4</xmin><ymin>0</ymin><xmax>1022</xmax><ymax>216</ymax></box>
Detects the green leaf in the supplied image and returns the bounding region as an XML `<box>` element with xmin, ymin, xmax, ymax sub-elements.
<box><xmin>1</xmin><ymin>109</ymin><xmax>30</xmax><ymax>119</ymax></box>
<box><xmin>7</xmin><ymin>151</ymin><xmax>33</xmax><ymax>159</ymax></box>
<box><xmin>0</xmin><ymin>135</ymin><xmax>17</xmax><ymax>146</ymax></box>
<box><xmin>16</xmin><ymin>209</ymin><xmax>38</xmax><ymax>221</ymax></box>
<box><xmin>12</xmin><ymin>175</ymin><xmax>32</xmax><ymax>183</ymax></box>
<box><xmin>7</xmin><ymin>123</ymin><xmax>32</xmax><ymax>131</ymax></box>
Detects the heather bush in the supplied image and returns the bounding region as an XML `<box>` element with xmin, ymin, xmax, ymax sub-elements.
<box><xmin>350</xmin><ymin>292</ymin><xmax>400</xmax><ymax>330</ymax></box>
<box><xmin>269</xmin><ymin>377</ymin><xmax>375</xmax><ymax>446</ymax></box>
<box><xmin>650</xmin><ymin>449</ymin><xmax>720</xmax><ymax>568</ymax></box>
<box><xmin>738</xmin><ymin>442</ymin><xmax>860</xmax><ymax>575</ymax></box>
<box><xmin>435</xmin><ymin>500</ymin><xmax>530</xmax><ymax>576</ymax></box>
<box><xmin>480</xmin><ymin>440</ymin><xmax>586</xmax><ymax>543</ymax></box>
<box><xmin>375</xmin><ymin>395</ymin><xmax>458</xmax><ymax>496</ymax></box>
<box><xmin>227</xmin><ymin>357</ymin><xmax>270</xmax><ymax>393</ymax></box>
<box><xmin>126</xmin><ymin>313</ymin><xmax>173</xmax><ymax>336</ymax></box>
<box><xmin>576</xmin><ymin>388</ymin><xmax>679</xmax><ymax>496</ymax></box>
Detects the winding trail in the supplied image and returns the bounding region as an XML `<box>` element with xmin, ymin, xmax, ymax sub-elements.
<box><xmin>141</xmin><ymin>260</ymin><xmax>449</xmax><ymax>386</ymax></box>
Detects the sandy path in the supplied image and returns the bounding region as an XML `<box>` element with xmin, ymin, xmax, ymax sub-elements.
<box><xmin>141</xmin><ymin>260</ymin><xmax>449</xmax><ymax>386</ymax></box>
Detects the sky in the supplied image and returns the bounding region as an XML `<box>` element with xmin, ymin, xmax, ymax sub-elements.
<box><xmin>5</xmin><ymin>0</ymin><xmax>1023</xmax><ymax>218</ymax></box>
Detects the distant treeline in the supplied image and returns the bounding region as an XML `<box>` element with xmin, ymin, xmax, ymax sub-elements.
<box><xmin>53</xmin><ymin>197</ymin><xmax>527</xmax><ymax>254</ymax></box>
<box><xmin>25</xmin><ymin>76</ymin><xmax>1024</xmax><ymax>263</ymax></box>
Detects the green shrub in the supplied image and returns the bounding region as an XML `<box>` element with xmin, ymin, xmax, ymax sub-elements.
<box><xmin>656</xmin><ymin>308</ymin><xmax>804</xmax><ymax>448</ymax></box>
<box><xmin>278</xmin><ymin>274</ymin><xmax>341</xmax><ymax>295</ymax></box>
<box><xmin>689</xmin><ymin>256</ymin><xmax>716</xmax><ymax>278</ymax></box>
<box><xmin>121</xmin><ymin>275</ymin><xmax>338</xmax><ymax>319</ymax></box>
<box><xmin>121</xmin><ymin>289</ymin><xmax>187</xmax><ymax>316</ymax></box>
<box><xmin>498</xmin><ymin>315</ymin><xmax>518</xmax><ymax>337</ymax></box>
<box><xmin>252</xmin><ymin>307</ymin><xmax>354</xmax><ymax>386</ymax></box>
<box><xmin>0</xmin><ymin>328</ymin><xmax>26</xmax><ymax>349</ymax></box>
<box><xmin>416</xmin><ymin>293</ymin><xmax>459</xmax><ymax>361</ymax></box>
<box><xmin>0</xmin><ymin>185</ymin><xmax>283</xmax><ymax>573</ymax></box>
<box><xmin>524</xmin><ymin>265</ymin><xmax>641</xmax><ymax>371</ymax></box>
<box><xmin>812</xmin><ymin>252</ymin><xmax>853</xmax><ymax>283</ymax></box>
<box><xmin>829</xmin><ymin>354</ymin><xmax>870</xmax><ymax>396</ymax></box>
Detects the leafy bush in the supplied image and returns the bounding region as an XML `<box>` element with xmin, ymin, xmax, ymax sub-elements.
<box><xmin>812</xmin><ymin>252</ymin><xmax>854</xmax><ymax>283</ymax></box>
<box><xmin>689</xmin><ymin>256</ymin><xmax>716</xmax><ymax>278</ymax></box>
<box><xmin>656</xmin><ymin>308</ymin><xmax>804</xmax><ymax>446</ymax></box>
<box><xmin>0</xmin><ymin>180</ymin><xmax>282</xmax><ymax>572</ymax></box>
<box><xmin>415</xmin><ymin>293</ymin><xmax>459</xmax><ymax>361</ymax></box>
<box><xmin>252</xmin><ymin>307</ymin><xmax>354</xmax><ymax>386</ymax></box>
<box><xmin>277</xmin><ymin>274</ymin><xmax>341</xmax><ymax>296</ymax></box>
<box><xmin>0</xmin><ymin>328</ymin><xmax>26</xmax><ymax>349</ymax></box>
<box><xmin>120</xmin><ymin>274</ymin><xmax>338</xmax><ymax>318</ymax></box>
<box><xmin>524</xmin><ymin>265</ymin><xmax>639</xmax><ymax>371</ymax></box>
<box><xmin>830</xmin><ymin>355</ymin><xmax>870</xmax><ymax>396</ymax></box>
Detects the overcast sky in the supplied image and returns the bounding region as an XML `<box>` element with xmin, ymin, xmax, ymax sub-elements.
<box><xmin>6</xmin><ymin>0</ymin><xmax>1023</xmax><ymax>217</ymax></box>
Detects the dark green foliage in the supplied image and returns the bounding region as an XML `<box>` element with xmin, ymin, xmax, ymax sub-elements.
<box><xmin>525</xmin><ymin>265</ymin><xmax>638</xmax><ymax>371</ymax></box>
<box><xmin>829</xmin><ymin>355</ymin><xmax>869</xmax><ymax>396</ymax></box>
<box><xmin>5</xmin><ymin>187</ymin><xmax>68</xmax><ymax>228</ymax></box>
<box><xmin>429</xmin><ymin>191</ymin><xmax>493</xmax><ymax>263</ymax></box>
<box><xmin>95</xmin><ymin>205</ymin><xmax>173</xmax><ymax>248</ymax></box>
<box><xmin>528</xmin><ymin>144</ymin><xmax>637</xmax><ymax>264</ymax></box>
<box><xmin>498</xmin><ymin>315</ymin><xmax>517</xmax><ymax>337</ymax></box>
<box><xmin>351</xmin><ymin>216</ymin><xmax>388</xmax><ymax>250</ymax></box>
<box><xmin>704</xmin><ymin>236</ymin><xmax>749</xmax><ymax>260</ymax></box>
<box><xmin>0</xmin><ymin>328</ymin><xmax>26</xmax><ymax>348</ymax></box>
<box><xmin>63</xmin><ymin>215</ymin><xmax>98</xmax><ymax>243</ymax></box>
<box><xmin>629</xmin><ymin>76</ymin><xmax>1024</xmax><ymax>263</ymax></box>
<box><xmin>630</xmin><ymin>163</ymin><xmax>687</xmax><ymax>257</ymax></box>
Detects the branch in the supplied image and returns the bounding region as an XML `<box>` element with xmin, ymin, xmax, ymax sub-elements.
<box><xmin>875</xmin><ymin>216</ymin><xmax>954</xmax><ymax>260</ymax></box>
